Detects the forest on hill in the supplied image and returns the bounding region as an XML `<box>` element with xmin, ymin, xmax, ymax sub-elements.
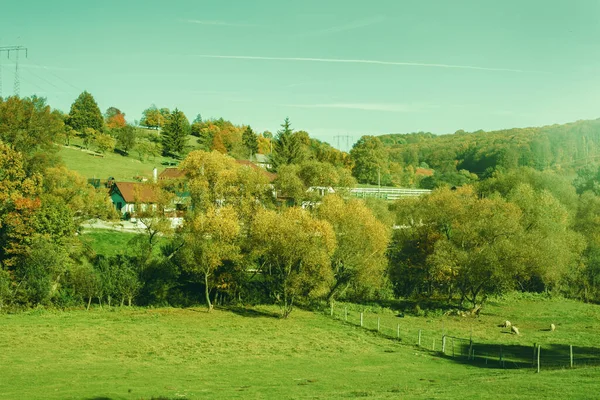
<box><xmin>371</xmin><ymin>119</ymin><xmax>600</xmax><ymax>188</ymax></box>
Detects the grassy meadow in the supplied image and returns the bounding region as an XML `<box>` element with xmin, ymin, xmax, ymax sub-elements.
<box><xmin>1</xmin><ymin>299</ymin><xmax>600</xmax><ymax>399</ymax></box>
<box><xmin>81</xmin><ymin>230</ymin><xmax>141</xmax><ymax>257</ymax></box>
<box><xmin>59</xmin><ymin>145</ymin><xmax>172</xmax><ymax>182</ymax></box>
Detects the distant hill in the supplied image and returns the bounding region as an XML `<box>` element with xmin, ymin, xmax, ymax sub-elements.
<box><xmin>377</xmin><ymin>118</ymin><xmax>600</xmax><ymax>177</ymax></box>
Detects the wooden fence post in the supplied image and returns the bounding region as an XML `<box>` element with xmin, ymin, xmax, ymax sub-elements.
<box><xmin>570</xmin><ymin>345</ymin><xmax>573</xmax><ymax>368</ymax></box>
<box><xmin>537</xmin><ymin>345</ymin><xmax>541</xmax><ymax>373</ymax></box>
<box><xmin>330</xmin><ymin>302</ymin><xmax>334</xmax><ymax>317</ymax></box>
<box><xmin>360</xmin><ymin>312</ymin><xmax>363</xmax><ymax>327</ymax></box>
<box><xmin>345</xmin><ymin>307</ymin><xmax>347</xmax><ymax>322</ymax></box>
<box><xmin>432</xmin><ymin>338</ymin><xmax>435</xmax><ymax>351</ymax></box>
<box><xmin>397</xmin><ymin>324</ymin><xmax>400</xmax><ymax>340</ymax></box>
<box><xmin>452</xmin><ymin>337</ymin><xmax>455</xmax><ymax>357</ymax></box>
<box><xmin>377</xmin><ymin>317</ymin><xmax>380</xmax><ymax>332</ymax></box>
<box><xmin>418</xmin><ymin>330</ymin><xmax>422</xmax><ymax>347</ymax></box>
<box><xmin>442</xmin><ymin>335</ymin><xmax>446</xmax><ymax>354</ymax></box>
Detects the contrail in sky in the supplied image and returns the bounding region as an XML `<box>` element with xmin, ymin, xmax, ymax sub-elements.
<box><xmin>192</xmin><ymin>54</ymin><xmax>539</xmax><ymax>73</ymax></box>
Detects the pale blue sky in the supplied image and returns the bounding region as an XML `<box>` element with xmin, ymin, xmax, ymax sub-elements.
<box><xmin>1</xmin><ymin>0</ymin><xmax>599</xmax><ymax>150</ymax></box>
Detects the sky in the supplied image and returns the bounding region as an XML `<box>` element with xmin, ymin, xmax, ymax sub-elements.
<box><xmin>1</xmin><ymin>0</ymin><xmax>599</xmax><ymax>150</ymax></box>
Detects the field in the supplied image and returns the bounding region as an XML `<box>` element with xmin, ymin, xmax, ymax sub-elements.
<box><xmin>59</xmin><ymin>145</ymin><xmax>174</xmax><ymax>182</ymax></box>
<box><xmin>1</xmin><ymin>298</ymin><xmax>600</xmax><ymax>399</ymax></box>
<box><xmin>81</xmin><ymin>230</ymin><xmax>141</xmax><ymax>257</ymax></box>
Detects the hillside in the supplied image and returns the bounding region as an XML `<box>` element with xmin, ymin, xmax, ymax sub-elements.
<box><xmin>378</xmin><ymin>118</ymin><xmax>600</xmax><ymax>178</ymax></box>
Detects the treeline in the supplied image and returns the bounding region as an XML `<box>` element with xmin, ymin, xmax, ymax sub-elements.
<box><xmin>3</xmin><ymin>93</ymin><xmax>600</xmax><ymax>316</ymax></box>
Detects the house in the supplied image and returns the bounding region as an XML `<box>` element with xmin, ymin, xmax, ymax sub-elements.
<box><xmin>109</xmin><ymin>182</ymin><xmax>159</xmax><ymax>217</ymax></box>
<box><xmin>158</xmin><ymin>167</ymin><xmax>185</xmax><ymax>180</ymax></box>
<box><xmin>251</xmin><ymin>153</ymin><xmax>272</xmax><ymax>170</ymax></box>
<box><xmin>235</xmin><ymin>160</ymin><xmax>277</xmax><ymax>182</ymax></box>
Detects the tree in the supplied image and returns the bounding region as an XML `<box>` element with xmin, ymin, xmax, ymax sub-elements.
<box><xmin>350</xmin><ymin>136</ymin><xmax>389</xmax><ymax>185</ymax></box>
<box><xmin>94</xmin><ymin>133</ymin><xmax>116</xmax><ymax>154</ymax></box>
<box><xmin>161</xmin><ymin>108</ymin><xmax>190</xmax><ymax>157</ymax></box>
<box><xmin>140</xmin><ymin>105</ymin><xmax>166</xmax><ymax>130</ymax></box>
<box><xmin>316</xmin><ymin>196</ymin><xmax>389</xmax><ymax>303</ymax></box>
<box><xmin>67</xmin><ymin>91</ymin><xmax>103</xmax><ymax>133</ymax></box>
<box><xmin>270</xmin><ymin>118</ymin><xmax>305</xmax><ymax>170</ymax></box>
<box><xmin>250</xmin><ymin>207</ymin><xmax>336</xmax><ymax>317</ymax></box>
<box><xmin>242</xmin><ymin>126</ymin><xmax>259</xmax><ymax>158</ymax></box>
<box><xmin>105</xmin><ymin>106</ymin><xmax>126</xmax><ymax>129</ymax></box>
<box><xmin>0</xmin><ymin>96</ymin><xmax>64</xmax><ymax>173</ymax></box>
<box><xmin>180</xmin><ymin>150</ymin><xmax>271</xmax><ymax>216</ymax></box>
<box><xmin>0</xmin><ymin>142</ymin><xmax>42</xmax><ymax>269</ymax></box>
<box><xmin>179</xmin><ymin>206</ymin><xmax>241</xmax><ymax>311</ymax></box>
<box><xmin>115</xmin><ymin>125</ymin><xmax>137</xmax><ymax>154</ymax></box>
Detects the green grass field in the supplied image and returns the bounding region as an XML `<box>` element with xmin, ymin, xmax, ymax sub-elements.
<box><xmin>81</xmin><ymin>230</ymin><xmax>141</xmax><ymax>256</ymax></box>
<box><xmin>59</xmin><ymin>145</ymin><xmax>173</xmax><ymax>182</ymax></box>
<box><xmin>1</xmin><ymin>298</ymin><xmax>600</xmax><ymax>399</ymax></box>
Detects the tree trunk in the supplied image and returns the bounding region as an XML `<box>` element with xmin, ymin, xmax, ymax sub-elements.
<box><xmin>204</xmin><ymin>272</ymin><xmax>213</xmax><ymax>312</ymax></box>
<box><xmin>87</xmin><ymin>296</ymin><xmax>92</xmax><ymax>311</ymax></box>
<box><xmin>128</xmin><ymin>296</ymin><xmax>132</xmax><ymax>307</ymax></box>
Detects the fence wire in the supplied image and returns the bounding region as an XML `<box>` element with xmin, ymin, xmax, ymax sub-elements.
<box><xmin>326</xmin><ymin>304</ymin><xmax>600</xmax><ymax>371</ymax></box>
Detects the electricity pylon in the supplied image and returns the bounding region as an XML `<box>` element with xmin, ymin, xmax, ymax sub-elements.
<box><xmin>0</xmin><ymin>46</ymin><xmax>28</xmax><ymax>97</ymax></box>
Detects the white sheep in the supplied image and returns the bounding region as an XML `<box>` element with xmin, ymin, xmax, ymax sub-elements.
<box><xmin>511</xmin><ymin>325</ymin><xmax>520</xmax><ymax>335</ymax></box>
<box><xmin>503</xmin><ymin>320</ymin><xmax>512</xmax><ymax>328</ymax></box>
<box><xmin>550</xmin><ymin>323</ymin><xmax>556</xmax><ymax>332</ymax></box>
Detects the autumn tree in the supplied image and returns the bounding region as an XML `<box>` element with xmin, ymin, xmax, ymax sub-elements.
<box><xmin>140</xmin><ymin>105</ymin><xmax>166</xmax><ymax>130</ymax></box>
<box><xmin>105</xmin><ymin>106</ymin><xmax>126</xmax><ymax>129</ymax></box>
<box><xmin>161</xmin><ymin>108</ymin><xmax>190</xmax><ymax>157</ymax></box>
<box><xmin>178</xmin><ymin>205</ymin><xmax>241</xmax><ymax>311</ymax></box>
<box><xmin>316</xmin><ymin>195</ymin><xmax>390</xmax><ymax>303</ymax></box>
<box><xmin>250</xmin><ymin>207</ymin><xmax>336</xmax><ymax>317</ymax></box>
<box><xmin>0</xmin><ymin>96</ymin><xmax>64</xmax><ymax>173</ymax></box>
<box><xmin>67</xmin><ymin>91</ymin><xmax>104</xmax><ymax>133</ymax></box>
<box><xmin>0</xmin><ymin>141</ymin><xmax>42</xmax><ymax>269</ymax></box>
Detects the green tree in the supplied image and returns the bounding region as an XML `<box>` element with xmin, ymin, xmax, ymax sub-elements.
<box><xmin>94</xmin><ymin>132</ymin><xmax>116</xmax><ymax>154</ymax></box>
<box><xmin>161</xmin><ymin>108</ymin><xmax>190</xmax><ymax>157</ymax></box>
<box><xmin>270</xmin><ymin>118</ymin><xmax>305</xmax><ymax>170</ymax></box>
<box><xmin>67</xmin><ymin>91</ymin><xmax>103</xmax><ymax>133</ymax></box>
<box><xmin>242</xmin><ymin>126</ymin><xmax>259</xmax><ymax>158</ymax></box>
<box><xmin>350</xmin><ymin>136</ymin><xmax>389</xmax><ymax>185</ymax></box>
<box><xmin>115</xmin><ymin>125</ymin><xmax>137</xmax><ymax>154</ymax></box>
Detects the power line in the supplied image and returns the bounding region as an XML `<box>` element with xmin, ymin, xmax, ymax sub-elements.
<box><xmin>28</xmin><ymin>59</ymin><xmax>81</xmax><ymax>92</ymax></box>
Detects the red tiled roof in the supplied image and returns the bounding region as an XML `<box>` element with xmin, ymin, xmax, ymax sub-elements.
<box><xmin>159</xmin><ymin>167</ymin><xmax>185</xmax><ymax>179</ymax></box>
<box><xmin>111</xmin><ymin>182</ymin><xmax>159</xmax><ymax>203</ymax></box>
<box><xmin>415</xmin><ymin>168</ymin><xmax>434</xmax><ymax>177</ymax></box>
<box><xmin>235</xmin><ymin>160</ymin><xmax>277</xmax><ymax>182</ymax></box>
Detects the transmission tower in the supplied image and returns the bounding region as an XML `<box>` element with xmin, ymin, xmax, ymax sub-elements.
<box><xmin>0</xmin><ymin>46</ymin><xmax>28</xmax><ymax>97</ymax></box>
<box><xmin>333</xmin><ymin>135</ymin><xmax>353</xmax><ymax>152</ymax></box>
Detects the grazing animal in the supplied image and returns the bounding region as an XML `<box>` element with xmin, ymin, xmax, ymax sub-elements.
<box><xmin>503</xmin><ymin>320</ymin><xmax>512</xmax><ymax>328</ymax></box>
<box><xmin>511</xmin><ymin>325</ymin><xmax>520</xmax><ymax>335</ymax></box>
<box><xmin>550</xmin><ymin>323</ymin><xmax>556</xmax><ymax>332</ymax></box>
